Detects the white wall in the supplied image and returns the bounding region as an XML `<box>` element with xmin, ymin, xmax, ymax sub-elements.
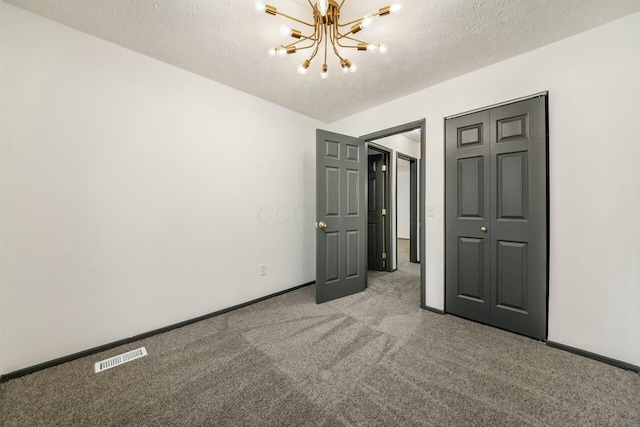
<box><xmin>397</xmin><ymin>160</ymin><xmax>410</xmax><ymax>240</ymax></box>
<box><xmin>331</xmin><ymin>14</ymin><xmax>640</xmax><ymax>366</ymax></box>
<box><xmin>0</xmin><ymin>3</ymin><xmax>321</xmax><ymax>375</ymax></box>
<box><xmin>375</xmin><ymin>133</ymin><xmax>421</xmax><ymax>159</ymax></box>
<box><xmin>0</xmin><ymin>0</ymin><xmax>8</xmax><ymax>376</ymax></box>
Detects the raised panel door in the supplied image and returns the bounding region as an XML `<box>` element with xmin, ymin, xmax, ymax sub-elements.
<box><xmin>316</xmin><ymin>130</ymin><xmax>367</xmax><ymax>303</ymax></box>
<box><xmin>445</xmin><ymin>110</ymin><xmax>491</xmax><ymax>324</ymax></box>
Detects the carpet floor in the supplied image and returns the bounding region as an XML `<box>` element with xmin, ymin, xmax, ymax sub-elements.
<box><xmin>2</xmin><ymin>252</ymin><xmax>639</xmax><ymax>426</ymax></box>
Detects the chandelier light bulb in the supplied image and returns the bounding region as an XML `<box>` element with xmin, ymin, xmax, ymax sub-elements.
<box><xmin>276</xmin><ymin>47</ymin><xmax>287</xmax><ymax>57</ymax></box>
<box><xmin>378</xmin><ymin>44</ymin><xmax>388</xmax><ymax>54</ymax></box>
<box><xmin>268</xmin><ymin>47</ymin><xmax>277</xmax><ymax>57</ymax></box>
<box><xmin>390</xmin><ymin>3</ymin><xmax>403</xmax><ymax>14</ymax></box>
<box><xmin>317</xmin><ymin>0</ymin><xmax>329</xmax><ymax>17</ymax></box>
<box><xmin>342</xmin><ymin>66</ymin><xmax>349</xmax><ymax>74</ymax></box>
<box><xmin>367</xmin><ymin>43</ymin><xmax>379</xmax><ymax>52</ymax></box>
<box><xmin>321</xmin><ymin>63</ymin><xmax>329</xmax><ymax>79</ymax></box>
<box><xmin>280</xmin><ymin>24</ymin><xmax>291</xmax><ymax>36</ymax></box>
<box><xmin>255</xmin><ymin>2</ymin><xmax>266</xmax><ymax>12</ymax></box>
<box><xmin>349</xmin><ymin>63</ymin><xmax>358</xmax><ymax>73</ymax></box>
<box><xmin>298</xmin><ymin>60</ymin><xmax>310</xmax><ymax>74</ymax></box>
<box><xmin>362</xmin><ymin>15</ymin><xmax>373</xmax><ymax>28</ymax></box>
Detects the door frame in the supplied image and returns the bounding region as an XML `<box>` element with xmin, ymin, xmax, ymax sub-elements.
<box><xmin>361</xmin><ymin>119</ymin><xmax>427</xmax><ymax>309</ymax></box>
<box><xmin>367</xmin><ymin>142</ymin><xmax>393</xmax><ymax>272</ymax></box>
<box><xmin>396</xmin><ymin>152</ymin><xmax>419</xmax><ymax>265</ymax></box>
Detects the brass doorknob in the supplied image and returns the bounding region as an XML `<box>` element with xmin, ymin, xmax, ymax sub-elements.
<box><xmin>480</xmin><ymin>226</ymin><xmax>487</xmax><ymax>232</ymax></box>
<box><xmin>318</xmin><ymin>221</ymin><xmax>327</xmax><ymax>229</ymax></box>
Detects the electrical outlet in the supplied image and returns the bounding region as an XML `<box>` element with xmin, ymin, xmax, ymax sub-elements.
<box><xmin>259</xmin><ymin>264</ymin><xmax>267</xmax><ymax>276</ymax></box>
<box><xmin>427</xmin><ymin>205</ymin><xmax>436</xmax><ymax>217</ymax></box>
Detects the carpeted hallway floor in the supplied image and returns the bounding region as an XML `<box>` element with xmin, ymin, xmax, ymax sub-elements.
<box><xmin>368</xmin><ymin>238</ymin><xmax>420</xmax><ymax>304</ymax></box>
<box><xmin>2</xmin><ymin>251</ymin><xmax>639</xmax><ymax>426</ymax></box>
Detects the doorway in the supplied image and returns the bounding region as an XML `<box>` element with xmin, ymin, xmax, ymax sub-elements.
<box><xmin>315</xmin><ymin>120</ymin><xmax>427</xmax><ymax>308</ymax></box>
<box><xmin>362</xmin><ymin>120</ymin><xmax>426</xmax><ymax>308</ymax></box>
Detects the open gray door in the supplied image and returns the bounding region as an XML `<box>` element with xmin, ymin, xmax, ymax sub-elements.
<box><xmin>445</xmin><ymin>96</ymin><xmax>548</xmax><ymax>340</ymax></box>
<box><xmin>316</xmin><ymin>130</ymin><xmax>367</xmax><ymax>303</ymax></box>
<box><xmin>367</xmin><ymin>153</ymin><xmax>385</xmax><ymax>271</ymax></box>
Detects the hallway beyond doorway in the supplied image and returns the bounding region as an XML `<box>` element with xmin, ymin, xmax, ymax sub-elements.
<box><xmin>367</xmin><ymin>238</ymin><xmax>419</xmax><ymax>304</ymax></box>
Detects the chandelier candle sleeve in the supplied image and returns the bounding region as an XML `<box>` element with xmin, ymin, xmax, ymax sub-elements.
<box><xmin>257</xmin><ymin>0</ymin><xmax>401</xmax><ymax>78</ymax></box>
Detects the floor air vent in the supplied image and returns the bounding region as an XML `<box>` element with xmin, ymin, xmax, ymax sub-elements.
<box><xmin>94</xmin><ymin>347</ymin><xmax>147</xmax><ymax>373</ymax></box>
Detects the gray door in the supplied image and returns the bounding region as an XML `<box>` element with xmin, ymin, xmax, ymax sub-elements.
<box><xmin>367</xmin><ymin>153</ymin><xmax>385</xmax><ymax>271</ymax></box>
<box><xmin>316</xmin><ymin>130</ymin><xmax>367</xmax><ymax>304</ymax></box>
<box><xmin>407</xmin><ymin>156</ymin><xmax>419</xmax><ymax>263</ymax></box>
<box><xmin>445</xmin><ymin>97</ymin><xmax>547</xmax><ymax>340</ymax></box>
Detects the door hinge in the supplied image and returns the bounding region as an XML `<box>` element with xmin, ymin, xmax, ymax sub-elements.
<box><xmin>381</xmin><ymin>208</ymin><xmax>387</xmax><ymax>216</ymax></box>
<box><xmin>381</xmin><ymin>164</ymin><xmax>387</xmax><ymax>172</ymax></box>
<box><xmin>382</xmin><ymin>252</ymin><xmax>387</xmax><ymax>260</ymax></box>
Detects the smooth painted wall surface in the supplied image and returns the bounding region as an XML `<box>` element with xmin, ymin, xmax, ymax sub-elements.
<box><xmin>397</xmin><ymin>161</ymin><xmax>410</xmax><ymax>240</ymax></box>
<box><xmin>330</xmin><ymin>14</ymin><xmax>640</xmax><ymax>366</ymax></box>
<box><xmin>0</xmin><ymin>3</ymin><xmax>320</xmax><ymax>375</ymax></box>
<box><xmin>0</xmin><ymin>0</ymin><xmax>8</xmax><ymax>376</ymax></box>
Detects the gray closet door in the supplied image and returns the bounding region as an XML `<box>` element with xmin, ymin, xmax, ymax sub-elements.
<box><xmin>316</xmin><ymin>130</ymin><xmax>367</xmax><ymax>304</ymax></box>
<box><xmin>445</xmin><ymin>109</ymin><xmax>492</xmax><ymax>324</ymax></box>
<box><xmin>445</xmin><ymin>97</ymin><xmax>548</xmax><ymax>340</ymax></box>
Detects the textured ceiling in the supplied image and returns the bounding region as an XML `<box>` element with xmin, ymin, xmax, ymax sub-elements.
<box><xmin>5</xmin><ymin>0</ymin><xmax>640</xmax><ymax>122</ymax></box>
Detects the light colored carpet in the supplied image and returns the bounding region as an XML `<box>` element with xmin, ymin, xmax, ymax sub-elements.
<box><xmin>368</xmin><ymin>238</ymin><xmax>420</xmax><ymax>304</ymax></box>
<box><xmin>2</xmin><ymin>260</ymin><xmax>639</xmax><ymax>426</ymax></box>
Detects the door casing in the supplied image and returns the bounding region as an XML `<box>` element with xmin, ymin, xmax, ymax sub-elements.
<box><xmin>397</xmin><ymin>152</ymin><xmax>419</xmax><ymax>265</ymax></box>
<box><xmin>361</xmin><ymin>119</ymin><xmax>427</xmax><ymax>310</ymax></box>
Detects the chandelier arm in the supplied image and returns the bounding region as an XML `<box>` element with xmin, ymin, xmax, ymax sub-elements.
<box><xmin>316</xmin><ymin>18</ymin><xmax>323</xmax><ymax>41</ymax></box>
<box><xmin>307</xmin><ymin>39</ymin><xmax>321</xmax><ymax>63</ymax></box>
<box><xmin>273</xmin><ymin>11</ymin><xmax>315</xmax><ymax>27</ymax></box>
<box><xmin>338</xmin><ymin>10</ymin><xmax>385</xmax><ymax>28</ymax></box>
<box><xmin>300</xmin><ymin>34</ymin><xmax>320</xmax><ymax>42</ymax></box>
<box><xmin>339</xmin><ymin>0</ymin><xmax>347</xmax><ymax>8</ymax></box>
<box><xmin>290</xmin><ymin>31</ymin><xmax>320</xmax><ymax>43</ymax></box>
<box><xmin>344</xmin><ymin>34</ymin><xmax>369</xmax><ymax>43</ymax></box>
<box><xmin>336</xmin><ymin>28</ymin><xmax>365</xmax><ymax>43</ymax></box>
<box><xmin>329</xmin><ymin>31</ymin><xmax>346</xmax><ymax>62</ymax></box>
<box><xmin>335</xmin><ymin>29</ymin><xmax>368</xmax><ymax>45</ymax></box>
<box><xmin>332</xmin><ymin>22</ymin><xmax>349</xmax><ymax>59</ymax></box>
<box><xmin>308</xmin><ymin>22</ymin><xmax>323</xmax><ymax>63</ymax></box>
<box><xmin>299</xmin><ymin>44</ymin><xmax>320</xmax><ymax>51</ymax></box>
<box><xmin>288</xmin><ymin>42</ymin><xmax>319</xmax><ymax>51</ymax></box>
<box><xmin>317</xmin><ymin>22</ymin><xmax>324</xmax><ymax>45</ymax></box>
<box><xmin>323</xmin><ymin>23</ymin><xmax>328</xmax><ymax>64</ymax></box>
<box><xmin>281</xmin><ymin>38</ymin><xmax>316</xmax><ymax>49</ymax></box>
<box><xmin>338</xmin><ymin>17</ymin><xmax>364</xmax><ymax>27</ymax></box>
<box><xmin>339</xmin><ymin>36</ymin><xmax>368</xmax><ymax>45</ymax></box>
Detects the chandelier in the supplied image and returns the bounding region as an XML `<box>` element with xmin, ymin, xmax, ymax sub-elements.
<box><xmin>255</xmin><ymin>0</ymin><xmax>402</xmax><ymax>78</ymax></box>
